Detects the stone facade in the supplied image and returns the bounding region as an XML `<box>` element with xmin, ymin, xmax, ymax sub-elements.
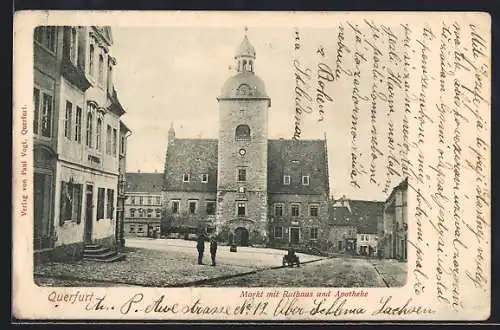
<box><xmin>162</xmin><ymin>33</ymin><xmax>330</xmax><ymax>248</ymax></box>
<box><xmin>33</xmin><ymin>26</ymin><xmax>129</xmax><ymax>263</ymax></box>
<box><xmin>379</xmin><ymin>178</ymin><xmax>408</xmax><ymax>260</ymax></box>
<box><xmin>124</xmin><ymin>172</ymin><xmax>163</xmax><ymax>237</ymax></box>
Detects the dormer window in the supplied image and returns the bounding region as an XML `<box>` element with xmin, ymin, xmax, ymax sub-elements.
<box><xmin>183</xmin><ymin>173</ymin><xmax>190</xmax><ymax>182</ymax></box>
<box><xmin>201</xmin><ymin>174</ymin><xmax>208</xmax><ymax>183</ymax></box>
<box><xmin>283</xmin><ymin>175</ymin><xmax>291</xmax><ymax>185</ymax></box>
<box><xmin>302</xmin><ymin>175</ymin><xmax>310</xmax><ymax>185</ymax></box>
<box><xmin>238</xmin><ymin>186</ymin><xmax>245</xmax><ymax>193</ymax></box>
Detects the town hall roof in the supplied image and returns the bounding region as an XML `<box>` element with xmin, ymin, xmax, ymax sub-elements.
<box><xmin>267</xmin><ymin>139</ymin><xmax>329</xmax><ymax>195</ymax></box>
<box><xmin>163</xmin><ymin>138</ymin><xmax>329</xmax><ymax>195</ymax></box>
<box><xmin>125</xmin><ymin>172</ymin><xmax>164</xmax><ymax>193</ymax></box>
<box><xmin>164</xmin><ymin>139</ymin><xmax>219</xmax><ymax>193</ymax></box>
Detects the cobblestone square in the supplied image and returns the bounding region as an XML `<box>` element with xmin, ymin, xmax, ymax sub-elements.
<box><xmin>35</xmin><ymin>238</ymin><xmax>406</xmax><ymax>287</ymax></box>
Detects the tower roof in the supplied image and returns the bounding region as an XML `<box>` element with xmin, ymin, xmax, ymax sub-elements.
<box><xmin>235</xmin><ymin>34</ymin><xmax>256</xmax><ymax>59</ymax></box>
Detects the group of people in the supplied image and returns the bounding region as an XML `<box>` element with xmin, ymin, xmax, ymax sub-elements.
<box><xmin>196</xmin><ymin>234</ymin><xmax>218</xmax><ymax>266</ymax></box>
<box><xmin>195</xmin><ymin>232</ymin><xmax>300</xmax><ymax>267</ymax></box>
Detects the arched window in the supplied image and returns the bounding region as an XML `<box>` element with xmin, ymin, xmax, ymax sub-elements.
<box><xmin>235</xmin><ymin>124</ymin><xmax>251</xmax><ymax>140</ymax></box>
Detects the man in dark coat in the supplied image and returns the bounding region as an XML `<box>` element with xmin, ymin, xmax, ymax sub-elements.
<box><xmin>196</xmin><ymin>234</ymin><xmax>205</xmax><ymax>265</ymax></box>
<box><xmin>210</xmin><ymin>236</ymin><xmax>218</xmax><ymax>266</ymax></box>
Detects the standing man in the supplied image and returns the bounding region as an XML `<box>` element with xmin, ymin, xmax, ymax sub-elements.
<box><xmin>197</xmin><ymin>233</ymin><xmax>205</xmax><ymax>265</ymax></box>
<box><xmin>210</xmin><ymin>236</ymin><xmax>218</xmax><ymax>266</ymax></box>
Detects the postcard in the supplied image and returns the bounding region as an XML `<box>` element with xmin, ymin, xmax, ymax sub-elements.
<box><xmin>12</xmin><ymin>10</ymin><xmax>491</xmax><ymax>321</ymax></box>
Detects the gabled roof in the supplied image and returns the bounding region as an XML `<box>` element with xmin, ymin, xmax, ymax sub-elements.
<box><xmin>164</xmin><ymin>139</ymin><xmax>219</xmax><ymax>192</ymax></box>
<box><xmin>349</xmin><ymin>200</ymin><xmax>385</xmax><ymax>219</ymax></box>
<box><xmin>267</xmin><ymin>139</ymin><xmax>329</xmax><ymax>195</ymax></box>
<box><xmin>329</xmin><ymin>199</ymin><xmax>384</xmax><ymax>228</ymax></box>
<box><xmin>357</xmin><ymin>221</ymin><xmax>378</xmax><ymax>234</ymax></box>
<box><xmin>125</xmin><ymin>173</ymin><xmax>163</xmax><ymax>193</ymax></box>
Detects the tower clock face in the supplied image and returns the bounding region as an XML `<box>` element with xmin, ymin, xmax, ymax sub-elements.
<box><xmin>239</xmin><ymin>148</ymin><xmax>246</xmax><ymax>156</ymax></box>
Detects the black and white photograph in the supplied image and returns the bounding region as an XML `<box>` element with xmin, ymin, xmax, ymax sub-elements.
<box><xmin>31</xmin><ymin>25</ymin><xmax>409</xmax><ymax>288</ymax></box>
<box><xmin>12</xmin><ymin>11</ymin><xmax>490</xmax><ymax>320</ymax></box>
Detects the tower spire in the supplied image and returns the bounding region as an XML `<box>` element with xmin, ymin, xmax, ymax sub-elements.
<box><xmin>168</xmin><ymin>122</ymin><xmax>175</xmax><ymax>144</ymax></box>
<box><xmin>235</xmin><ymin>28</ymin><xmax>256</xmax><ymax>73</ymax></box>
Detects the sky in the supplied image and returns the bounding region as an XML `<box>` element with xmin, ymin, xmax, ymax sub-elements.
<box><xmin>111</xmin><ymin>26</ymin><xmax>404</xmax><ymax>201</ymax></box>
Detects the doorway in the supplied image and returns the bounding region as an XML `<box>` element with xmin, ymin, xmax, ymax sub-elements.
<box><xmin>34</xmin><ymin>172</ymin><xmax>53</xmax><ymax>250</ymax></box>
<box><xmin>84</xmin><ymin>184</ymin><xmax>94</xmax><ymax>243</ymax></box>
<box><xmin>234</xmin><ymin>227</ymin><xmax>249</xmax><ymax>246</ymax></box>
<box><xmin>290</xmin><ymin>227</ymin><xmax>300</xmax><ymax>244</ymax></box>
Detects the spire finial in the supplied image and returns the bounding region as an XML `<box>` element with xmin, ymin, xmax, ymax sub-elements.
<box><xmin>244</xmin><ymin>26</ymin><xmax>248</xmax><ymax>36</ymax></box>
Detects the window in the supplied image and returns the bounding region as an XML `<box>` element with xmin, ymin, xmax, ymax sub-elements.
<box><xmin>274</xmin><ymin>226</ymin><xmax>283</xmax><ymax>238</ymax></box>
<box><xmin>106</xmin><ymin>125</ymin><xmax>112</xmax><ymax>154</ymax></box>
<box><xmin>309</xmin><ymin>204</ymin><xmax>319</xmax><ymax>217</ymax></box>
<box><xmin>206</xmin><ymin>201</ymin><xmax>216</xmax><ymax>215</ymax></box>
<box><xmin>112</xmin><ymin>128</ymin><xmax>117</xmax><ymax>156</ymax></box>
<box><xmin>138</xmin><ymin>196</ymin><xmax>143</xmax><ymax>205</ymax></box>
<box><xmin>96</xmin><ymin>118</ymin><xmax>102</xmax><ymax>151</ymax></box>
<box><xmin>34</xmin><ymin>26</ymin><xmax>57</xmax><ymax>53</ymax></box>
<box><xmin>291</xmin><ymin>204</ymin><xmax>300</xmax><ymax>217</ymax></box>
<box><xmin>86</xmin><ymin>108</ymin><xmax>93</xmax><ymax>148</ymax></box>
<box><xmin>33</xmin><ymin>87</ymin><xmax>53</xmax><ymax>138</ymax></box>
<box><xmin>283</xmin><ymin>175</ymin><xmax>291</xmax><ymax>185</ymax></box>
<box><xmin>130</xmin><ymin>196</ymin><xmax>135</xmax><ymax>205</ymax></box>
<box><xmin>106</xmin><ymin>189</ymin><xmax>114</xmax><ymax>219</ymax></box>
<box><xmin>310</xmin><ymin>227</ymin><xmax>319</xmax><ymax>240</ymax></box>
<box><xmin>138</xmin><ymin>226</ymin><xmax>144</xmax><ymax>233</ymax></box>
<box><xmin>64</xmin><ymin>101</ymin><xmax>72</xmax><ymax>139</ymax></box>
<box><xmin>97</xmin><ymin>188</ymin><xmax>105</xmax><ymax>220</ymax></box>
<box><xmin>238</xmin><ymin>168</ymin><xmax>247</xmax><ymax>182</ymax></box>
<box><xmin>155</xmin><ymin>196</ymin><xmax>161</xmax><ymax>205</ymax></box>
<box><xmin>235</xmin><ymin>124</ymin><xmax>251</xmax><ymax>140</ymax></box>
<box><xmin>129</xmin><ymin>225</ymin><xmax>135</xmax><ymax>233</ymax></box>
<box><xmin>171</xmin><ymin>200</ymin><xmax>179</xmax><ymax>214</ymax></box>
<box><xmin>155</xmin><ymin>209</ymin><xmax>161</xmax><ymax>217</ymax></box>
<box><xmin>302</xmin><ymin>175</ymin><xmax>310</xmax><ymax>185</ymax></box>
<box><xmin>274</xmin><ymin>203</ymin><xmax>283</xmax><ymax>217</ymax></box>
<box><xmin>69</xmin><ymin>27</ymin><xmax>78</xmax><ymax>65</ymax></box>
<box><xmin>138</xmin><ymin>209</ymin><xmax>144</xmax><ymax>218</ymax></box>
<box><xmin>89</xmin><ymin>42</ymin><xmax>95</xmax><ymax>76</ymax></box>
<box><xmin>183</xmin><ymin>173</ymin><xmax>190</xmax><ymax>182</ymax></box>
<box><xmin>201</xmin><ymin>174</ymin><xmax>208</xmax><ymax>183</ymax></box>
<box><xmin>107</xmin><ymin>59</ymin><xmax>113</xmax><ymax>93</ymax></box>
<box><xmin>75</xmin><ymin>106</ymin><xmax>82</xmax><ymax>143</ymax></box>
<box><xmin>147</xmin><ymin>197</ymin><xmax>152</xmax><ymax>205</ymax></box>
<box><xmin>130</xmin><ymin>208</ymin><xmax>135</xmax><ymax>217</ymax></box>
<box><xmin>59</xmin><ymin>182</ymin><xmax>82</xmax><ymax>224</ymax></box>
<box><xmin>189</xmin><ymin>201</ymin><xmax>197</xmax><ymax>214</ymax></box>
<box><xmin>237</xmin><ymin>202</ymin><xmax>246</xmax><ymax>216</ymax></box>
<box><xmin>147</xmin><ymin>209</ymin><xmax>153</xmax><ymax>218</ymax></box>
<box><xmin>120</xmin><ymin>135</ymin><xmax>125</xmax><ymax>154</ymax></box>
<box><xmin>98</xmin><ymin>54</ymin><xmax>104</xmax><ymax>86</ymax></box>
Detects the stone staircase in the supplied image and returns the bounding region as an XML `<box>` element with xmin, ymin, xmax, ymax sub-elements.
<box><xmin>83</xmin><ymin>244</ymin><xmax>126</xmax><ymax>262</ymax></box>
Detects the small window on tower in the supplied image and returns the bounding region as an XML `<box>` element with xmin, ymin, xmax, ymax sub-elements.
<box><xmin>235</xmin><ymin>124</ymin><xmax>251</xmax><ymax>140</ymax></box>
<box><xmin>237</xmin><ymin>168</ymin><xmax>247</xmax><ymax>182</ymax></box>
<box><xmin>201</xmin><ymin>174</ymin><xmax>208</xmax><ymax>183</ymax></box>
<box><xmin>183</xmin><ymin>173</ymin><xmax>190</xmax><ymax>182</ymax></box>
<box><xmin>237</xmin><ymin>202</ymin><xmax>246</xmax><ymax>216</ymax></box>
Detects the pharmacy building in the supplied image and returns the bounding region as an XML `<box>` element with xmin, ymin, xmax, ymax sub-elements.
<box><xmin>163</xmin><ymin>33</ymin><xmax>330</xmax><ymax>248</ymax></box>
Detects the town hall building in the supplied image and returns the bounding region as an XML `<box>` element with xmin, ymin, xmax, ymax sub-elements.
<box><xmin>163</xmin><ymin>32</ymin><xmax>330</xmax><ymax>248</ymax></box>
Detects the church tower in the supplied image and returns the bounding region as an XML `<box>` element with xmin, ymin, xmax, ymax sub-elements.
<box><xmin>216</xmin><ymin>29</ymin><xmax>271</xmax><ymax>246</ymax></box>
